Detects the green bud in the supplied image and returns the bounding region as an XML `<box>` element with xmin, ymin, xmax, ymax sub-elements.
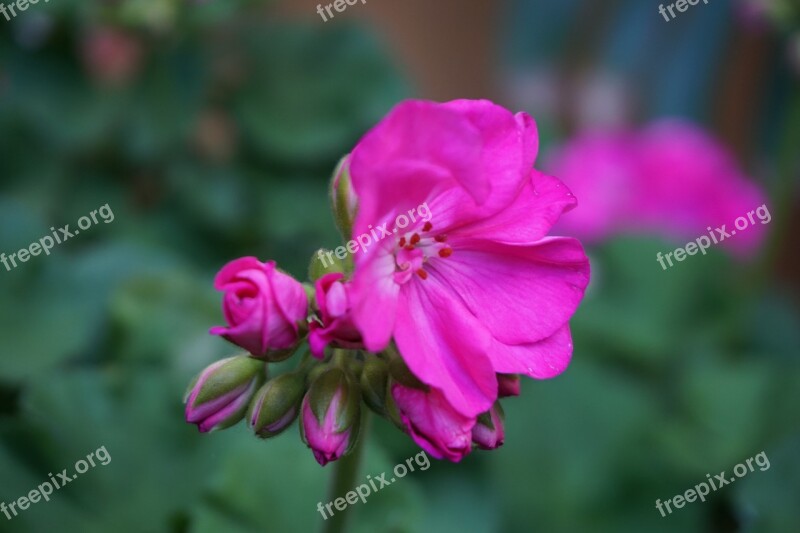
<box><xmin>330</xmin><ymin>156</ymin><xmax>358</xmax><ymax>239</ymax></box>
<box><xmin>360</xmin><ymin>355</ymin><xmax>389</xmax><ymax>416</ymax></box>
<box><xmin>247</xmin><ymin>372</ymin><xmax>306</xmax><ymax>438</ymax></box>
<box><xmin>308</xmin><ymin>249</ymin><xmax>347</xmax><ymax>282</ymax></box>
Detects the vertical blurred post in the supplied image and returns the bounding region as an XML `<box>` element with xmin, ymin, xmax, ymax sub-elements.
<box><xmin>274</xmin><ymin>0</ymin><xmax>501</xmax><ymax>101</ymax></box>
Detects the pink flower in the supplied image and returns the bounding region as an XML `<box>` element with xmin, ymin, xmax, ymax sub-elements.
<box><xmin>80</xmin><ymin>27</ymin><xmax>143</xmax><ymax>87</ymax></box>
<box><xmin>210</xmin><ymin>257</ymin><xmax>308</xmax><ymax>357</ymax></box>
<box><xmin>391</xmin><ymin>383</ymin><xmax>474</xmax><ymax>462</ymax></box>
<box><xmin>346</xmin><ymin>100</ymin><xmax>591</xmax><ymax>419</ymax></box>
<box><xmin>497</xmin><ymin>374</ymin><xmax>521</xmax><ymax>398</ymax></box>
<box><xmin>548</xmin><ymin>120</ymin><xmax>768</xmax><ymax>256</ymax></box>
<box><xmin>308</xmin><ymin>273</ymin><xmax>363</xmax><ymax>358</ymax></box>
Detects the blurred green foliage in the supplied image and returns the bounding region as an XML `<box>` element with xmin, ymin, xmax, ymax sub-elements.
<box><xmin>0</xmin><ymin>1</ymin><xmax>798</xmax><ymax>532</ymax></box>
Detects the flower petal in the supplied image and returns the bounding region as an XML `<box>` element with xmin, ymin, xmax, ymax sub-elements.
<box><xmin>393</xmin><ymin>275</ymin><xmax>496</xmax><ymax>418</ymax></box>
<box><xmin>432</xmin><ymin>236</ymin><xmax>590</xmax><ymax>345</ymax></box>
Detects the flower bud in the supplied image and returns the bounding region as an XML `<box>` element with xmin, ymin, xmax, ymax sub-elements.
<box><xmin>497</xmin><ymin>374</ymin><xmax>521</xmax><ymax>397</ymax></box>
<box><xmin>247</xmin><ymin>372</ymin><xmax>306</xmax><ymax>438</ymax></box>
<box><xmin>360</xmin><ymin>356</ymin><xmax>389</xmax><ymax>416</ymax></box>
<box><xmin>184</xmin><ymin>356</ymin><xmax>265</xmax><ymax>433</ymax></box>
<box><xmin>330</xmin><ymin>156</ymin><xmax>358</xmax><ymax>239</ymax></box>
<box><xmin>309</xmin><ymin>249</ymin><xmax>346</xmax><ymax>282</ymax></box>
<box><xmin>472</xmin><ymin>402</ymin><xmax>505</xmax><ymax>450</ymax></box>
<box><xmin>300</xmin><ymin>368</ymin><xmax>360</xmax><ymax>466</ymax></box>
<box><xmin>391</xmin><ymin>382</ymin><xmax>474</xmax><ymax>462</ymax></box>
<box><xmin>308</xmin><ymin>273</ymin><xmax>363</xmax><ymax>358</ymax></box>
<box><xmin>210</xmin><ymin>257</ymin><xmax>308</xmax><ymax>359</ymax></box>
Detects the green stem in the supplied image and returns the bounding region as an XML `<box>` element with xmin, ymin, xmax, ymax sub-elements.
<box><xmin>322</xmin><ymin>412</ymin><xmax>369</xmax><ymax>533</ymax></box>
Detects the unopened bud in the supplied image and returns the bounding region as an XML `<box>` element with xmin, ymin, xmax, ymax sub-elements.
<box><xmin>184</xmin><ymin>356</ymin><xmax>265</xmax><ymax>433</ymax></box>
<box><xmin>497</xmin><ymin>374</ymin><xmax>521</xmax><ymax>397</ymax></box>
<box><xmin>360</xmin><ymin>356</ymin><xmax>389</xmax><ymax>416</ymax></box>
<box><xmin>247</xmin><ymin>372</ymin><xmax>306</xmax><ymax>438</ymax></box>
<box><xmin>300</xmin><ymin>368</ymin><xmax>360</xmax><ymax>466</ymax></box>
<box><xmin>330</xmin><ymin>156</ymin><xmax>358</xmax><ymax>239</ymax></box>
<box><xmin>472</xmin><ymin>402</ymin><xmax>505</xmax><ymax>450</ymax></box>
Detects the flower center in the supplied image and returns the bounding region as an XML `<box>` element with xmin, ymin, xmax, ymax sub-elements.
<box><xmin>392</xmin><ymin>221</ymin><xmax>452</xmax><ymax>283</ymax></box>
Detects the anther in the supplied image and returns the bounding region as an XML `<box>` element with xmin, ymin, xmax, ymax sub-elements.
<box><xmin>410</xmin><ymin>234</ymin><xmax>421</xmax><ymax>245</ymax></box>
<box><xmin>438</xmin><ymin>248</ymin><xmax>452</xmax><ymax>258</ymax></box>
<box><xmin>423</xmin><ymin>222</ymin><xmax>433</xmax><ymax>232</ymax></box>
<box><xmin>416</xmin><ymin>269</ymin><xmax>428</xmax><ymax>280</ymax></box>
<box><xmin>434</xmin><ymin>234</ymin><xmax>447</xmax><ymax>242</ymax></box>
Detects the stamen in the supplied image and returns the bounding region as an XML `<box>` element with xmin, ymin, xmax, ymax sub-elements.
<box><xmin>404</xmin><ymin>244</ymin><xmax>415</xmax><ymax>251</ymax></box>
<box><xmin>434</xmin><ymin>234</ymin><xmax>447</xmax><ymax>242</ymax></box>
<box><xmin>410</xmin><ymin>234</ymin><xmax>421</xmax><ymax>245</ymax></box>
<box><xmin>416</xmin><ymin>269</ymin><xmax>428</xmax><ymax>280</ymax></box>
<box><xmin>423</xmin><ymin>222</ymin><xmax>433</xmax><ymax>232</ymax></box>
<box><xmin>399</xmin><ymin>237</ymin><xmax>406</xmax><ymax>247</ymax></box>
<box><xmin>438</xmin><ymin>248</ymin><xmax>453</xmax><ymax>258</ymax></box>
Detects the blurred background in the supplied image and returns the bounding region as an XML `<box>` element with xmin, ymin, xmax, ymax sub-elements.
<box><xmin>1</xmin><ymin>0</ymin><xmax>799</xmax><ymax>531</ymax></box>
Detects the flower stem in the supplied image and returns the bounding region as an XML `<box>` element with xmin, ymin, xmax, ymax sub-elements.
<box><xmin>322</xmin><ymin>412</ymin><xmax>369</xmax><ymax>533</ymax></box>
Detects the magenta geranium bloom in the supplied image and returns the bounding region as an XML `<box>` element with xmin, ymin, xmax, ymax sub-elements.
<box><xmin>345</xmin><ymin>100</ymin><xmax>591</xmax><ymax>418</ymax></box>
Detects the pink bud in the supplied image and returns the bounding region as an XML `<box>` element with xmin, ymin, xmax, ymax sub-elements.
<box><xmin>497</xmin><ymin>374</ymin><xmax>521</xmax><ymax>397</ymax></box>
<box><xmin>308</xmin><ymin>273</ymin><xmax>363</xmax><ymax>358</ymax></box>
<box><xmin>472</xmin><ymin>403</ymin><xmax>505</xmax><ymax>450</ymax></box>
<box><xmin>391</xmin><ymin>382</ymin><xmax>474</xmax><ymax>463</ymax></box>
<box><xmin>300</xmin><ymin>369</ymin><xmax>360</xmax><ymax>466</ymax></box>
<box><xmin>210</xmin><ymin>258</ymin><xmax>308</xmax><ymax>358</ymax></box>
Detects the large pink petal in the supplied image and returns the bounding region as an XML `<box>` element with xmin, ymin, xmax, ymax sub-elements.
<box><xmin>350</xmin><ymin>248</ymin><xmax>400</xmax><ymax>352</ymax></box>
<box><xmin>450</xmin><ymin>170</ymin><xmax>577</xmax><ymax>244</ymax></box>
<box><xmin>393</xmin><ymin>276</ymin><xmax>496</xmax><ymax>418</ymax></box>
<box><xmin>431</xmin><ymin>236</ymin><xmax>590</xmax><ymax>345</ymax></box>
<box><xmin>488</xmin><ymin>324</ymin><xmax>574</xmax><ymax>379</ymax></box>
<box><xmin>350</xmin><ymin>100</ymin><xmax>489</xmax><ymax>239</ymax></box>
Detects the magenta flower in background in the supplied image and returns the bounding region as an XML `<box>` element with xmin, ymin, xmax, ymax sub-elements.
<box><xmin>547</xmin><ymin>120</ymin><xmax>768</xmax><ymax>255</ymax></box>
<box><xmin>345</xmin><ymin>100</ymin><xmax>591</xmax><ymax>419</ymax></box>
<box><xmin>308</xmin><ymin>273</ymin><xmax>363</xmax><ymax>358</ymax></box>
<box><xmin>210</xmin><ymin>257</ymin><xmax>308</xmax><ymax>357</ymax></box>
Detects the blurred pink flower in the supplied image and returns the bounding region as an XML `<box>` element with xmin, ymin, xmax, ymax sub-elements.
<box><xmin>346</xmin><ymin>99</ymin><xmax>591</xmax><ymax>419</ymax></box>
<box><xmin>80</xmin><ymin>27</ymin><xmax>143</xmax><ymax>86</ymax></box>
<box><xmin>547</xmin><ymin>120</ymin><xmax>768</xmax><ymax>256</ymax></box>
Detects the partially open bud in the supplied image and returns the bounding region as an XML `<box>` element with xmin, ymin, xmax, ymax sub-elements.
<box><xmin>308</xmin><ymin>273</ymin><xmax>363</xmax><ymax>358</ymax></box>
<box><xmin>391</xmin><ymin>382</ymin><xmax>474</xmax><ymax>462</ymax></box>
<box><xmin>184</xmin><ymin>356</ymin><xmax>265</xmax><ymax>433</ymax></box>
<box><xmin>300</xmin><ymin>368</ymin><xmax>360</xmax><ymax>466</ymax></box>
<box><xmin>247</xmin><ymin>372</ymin><xmax>306</xmax><ymax>438</ymax></box>
<box><xmin>210</xmin><ymin>258</ymin><xmax>309</xmax><ymax>360</ymax></box>
<box><xmin>330</xmin><ymin>156</ymin><xmax>358</xmax><ymax>239</ymax></box>
<box><xmin>497</xmin><ymin>374</ymin><xmax>521</xmax><ymax>398</ymax></box>
<box><xmin>360</xmin><ymin>355</ymin><xmax>389</xmax><ymax>416</ymax></box>
<box><xmin>472</xmin><ymin>402</ymin><xmax>505</xmax><ymax>450</ymax></box>
<box><xmin>309</xmin><ymin>248</ymin><xmax>346</xmax><ymax>282</ymax></box>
